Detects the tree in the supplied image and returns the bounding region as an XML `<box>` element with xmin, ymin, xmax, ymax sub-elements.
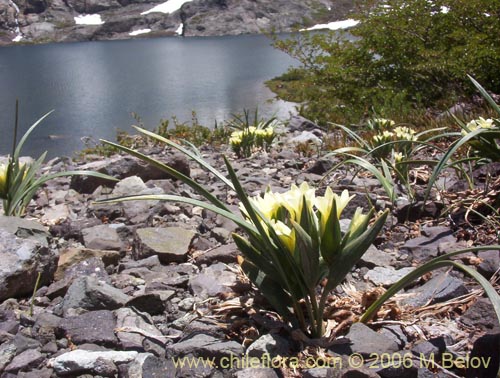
<box><xmin>272</xmin><ymin>0</ymin><xmax>500</xmax><ymax>125</ymax></box>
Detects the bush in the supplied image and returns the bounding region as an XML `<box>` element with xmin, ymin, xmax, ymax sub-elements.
<box><xmin>273</xmin><ymin>0</ymin><xmax>500</xmax><ymax>125</ymax></box>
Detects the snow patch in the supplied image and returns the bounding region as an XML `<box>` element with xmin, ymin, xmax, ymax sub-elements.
<box><xmin>74</xmin><ymin>14</ymin><xmax>105</xmax><ymax>25</ymax></box>
<box><xmin>129</xmin><ymin>28</ymin><xmax>152</xmax><ymax>36</ymax></box>
<box><xmin>141</xmin><ymin>0</ymin><xmax>193</xmax><ymax>15</ymax></box>
<box><xmin>175</xmin><ymin>23</ymin><xmax>184</xmax><ymax>35</ymax></box>
<box><xmin>301</xmin><ymin>19</ymin><xmax>359</xmax><ymax>32</ymax></box>
<box><xmin>13</xmin><ymin>35</ymin><xmax>23</xmax><ymax>42</ymax></box>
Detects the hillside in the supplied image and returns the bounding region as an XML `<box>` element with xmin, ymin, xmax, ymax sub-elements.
<box><xmin>0</xmin><ymin>0</ymin><xmax>356</xmax><ymax>45</ymax></box>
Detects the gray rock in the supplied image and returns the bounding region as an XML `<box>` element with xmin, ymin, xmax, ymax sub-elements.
<box><xmin>57</xmin><ymin>310</ymin><xmax>118</xmax><ymax>347</ymax></box>
<box><xmin>234</xmin><ymin>368</ymin><xmax>280</xmax><ymax>378</ymax></box>
<box><xmin>246</xmin><ymin>334</ymin><xmax>291</xmax><ymax>358</ymax></box>
<box><xmin>460</xmin><ymin>298</ymin><xmax>500</xmax><ymax>333</ymax></box>
<box><xmin>401</xmin><ymin>227</ymin><xmax>455</xmax><ymax>262</ymax></box>
<box><xmin>0</xmin><ymin>227</ymin><xmax>58</xmax><ymax>302</ymax></box>
<box><xmin>189</xmin><ymin>262</ymin><xmax>239</xmax><ymax>299</ymax></box>
<box><xmin>125</xmin><ymin>291</ymin><xmax>174</xmax><ymax>315</ymax></box>
<box><xmin>402</xmin><ymin>274</ymin><xmax>468</xmax><ymax>307</ymax></box>
<box><xmin>47</xmin><ymin>257</ymin><xmax>109</xmax><ymax>300</ymax></box>
<box><xmin>477</xmin><ymin>250</ymin><xmax>500</xmax><ymax>279</ymax></box>
<box><xmin>194</xmin><ymin>243</ymin><xmax>240</xmax><ymax>265</ymax></box>
<box><xmin>118</xmin><ymin>255</ymin><xmax>161</xmax><ymax>272</ymax></box>
<box><xmin>70</xmin><ymin>154</ymin><xmax>187</xmax><ymax>193</ymax></box>
<box><xmin>359</xmin><ymin>245</ymin><xmax>395</xmax><ymax>269</ymax></box>
<box><xmin>287</xmin><ymin>115</ymin><xmax>320</xmax><ymax>132</ymax></box>
<box><xmin>0</xmin><ymin>342</ymin><xmax>17</xmax><ymax>371</ymax></box>
<box><xmin>288</xmin><ymin>131</ymin><xmax>322</xmax><ymax>146</ymax></box>
<box><xmin>115</xmin><ymin>307</ymin><xmax>164</xmax><ymax>351</ymax></box>
<box><xmin>134</xmin><ymin>227</ymin><xmax>196</xmax><ymax>263</ymax></box>
<box><xmin>61</xmin><ymin>276</ymin><xmax>130</xmax><ymax>314</ymax></box>
<box><xmin>364</xmin><ymin>267</ymin><xmax>415</xmax><ymax>287</ymax></box>
<box><xmin>32</xmin><ymin>313</ymin><xmax>62</xmax><ymax>344</ymax></box>
<box><xmin>16</xmin><ymin>367</ymin><xmax>53</xmax><ymax>378</ymax></box>
<box><xmin>329</xmin><ymin>323</ymin><xmax>399</xmax><ymax>358</ymax></box>
<box><xmin>55</xmin><ymin>247</ymin><xmax>120</xmax><ymax>281</ymax></box>
<box><xmin>165</xmin><ymin>333</ymin><xmax>244</xmax><ymax>360</ymax></box>
<box><xmin>4</xmin><ymin>348</ymin><xmax>44</xmax><ymax>373</ymax></box>
<box><xmin>49</xmin><ymin>349</ymin><xmax>138</xmax><ymax>376</ymax></box>
<box><xmin>379</xmin><ymin>325</ymin><xmax>408</xmax><ymax>349</ymax></box>
<box><xmin>81</xmin><ymin>224</ymin><xmax>123</xmax><ymax>251</ymax></box>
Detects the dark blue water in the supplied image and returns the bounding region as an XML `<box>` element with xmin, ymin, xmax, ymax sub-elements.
<box><xmin>0</xmin><ymin>34</ymin><xmax>297</xmax><ymax>158</ymax></box>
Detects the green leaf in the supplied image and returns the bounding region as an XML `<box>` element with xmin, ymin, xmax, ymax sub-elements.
<box><xmin>291</xmin><ymin>219</ymin><xmax>319</xmax><ymax>288</ymax></box>
<box><xmin>100</xmin><ymin>140</ymin><xmax>229</xmax><ymax>211</ymax></box>
<box><xmin>239</xmin><ymin>258</ymin><xmax>296</xmax><ymax>325</ymax></box>
<box><xmin>97</xmin><ymin>193</ymin><xmax>257</xmax><ymax>235</ymax></box>
<box><xmin>132</xmin><ymin>126</ymin><xmax>234</xmax><ymax>189</ymax></box>
<box><xmin>325</xmin><ymin>209</ymin><xmax>388</xmax><ymax>292</ymax></box>
<box><xmin>14</xmin><ymin>110</ymin><xmax>54</xmax><ymax>160</ymax></box>
<box><xmin>320</xmin><ymin>200</ymin><xmax>341</xmax><ymax>264</ymax></box>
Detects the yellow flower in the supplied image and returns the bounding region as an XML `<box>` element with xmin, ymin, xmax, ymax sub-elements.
<box><xmin>272</xmin><ymin>219</ymin><xmax>296</xmax><ymax>253</ymax></box>
<box><xmin>278</xmin><ymin>182</ymin><xmax>316</xmax><ymax>222</ymax></box>
<box><xmin>393</xmin><ymin>151</ymin><xmax>404</xmax><ymax>163</ymax></box>
<box><xmin>0</xmin><ymin>163</ymin><xmax>8</xmax><ymax>198</ymax></box>
<box><xmin>462</xmin><ymin>117</ymin><xmax>495</xmax><ymax>136</ymax></box>
<box><xmin>247</xmin><ymin>190</ymin><xmax>281</xmax><ymax>220</ymax></box>
<box><xmin>315</xmin><ymin>188</ymin><xmax>354</xmax><ymax>234</ymax></box>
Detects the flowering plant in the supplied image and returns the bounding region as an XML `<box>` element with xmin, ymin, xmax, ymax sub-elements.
<box><xmin>98</xmin><ymin>127</ymin><xmax>388</xmax><ymax>338</ymax></box>
<box><xmin>229</xmin><ymin>126</ymin><xmax>275</xmax><ymax>158</ymax></box>
<box><xmin>1</xmin><ymin>106</ymin><xmax>116</xmax><ymax>216</ymax></box>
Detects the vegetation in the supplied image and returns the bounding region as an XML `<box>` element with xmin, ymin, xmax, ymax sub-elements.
<box><xmin>97</xmin><ymin>127</ymin><xmax>388</xmax><ymax>338</ymax></box>
<box><xmin>0</xmin><ymin>104</ymin><xmax>115</xmax><ymax>216</ymax></box>
<box><xmin>271</xmin><ymin>0</ymin><xmax>500</xmax><ymax>125</ymax></box>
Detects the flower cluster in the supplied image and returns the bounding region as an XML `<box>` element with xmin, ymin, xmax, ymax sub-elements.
<box><xmin>461</xmin><ymin>117</ymin><xmax>495</xmax><ymax>136</ymax></box>
<box><xmin>243</xmin><ymin>182</ymin><xmax>364</xmax><ymax>255</ymax></box>
<box><xmin>367</xmin><ymin>118</ymin><xmax>395</xmax><ymax>132</ymax></box>
<box><xmin>370</xmin><ymin>124</ymin><xmax>417</xmax><ymax>159</ymax></box>
<box><xmin>230</xmin><ymin>126</ymin><xmax>275</xmax><ymax>158</ymax></box>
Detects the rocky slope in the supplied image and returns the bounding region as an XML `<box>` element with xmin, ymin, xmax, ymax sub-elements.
<box><xmin>0</xmin><ymin>117</ymin><xmax>498</xmax><ymax>377</ymax></box>
<box><xmin>0</xmin><ymin>0</ymin><xmax>355</xmax><ymax>46</ymax></box>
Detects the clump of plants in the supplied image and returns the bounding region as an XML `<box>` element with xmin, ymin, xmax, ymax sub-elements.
<box><xmin>1</xmin><ymin>104</ymin><xmax>115</xmax><ymax>216</ymax></box>
<box><xmin>227</xmin><ymin>109</ymin><xmax>278</xmax><ymax>158</ymax></box>
<box><xmin>97</xmin><ymin>126</ymin><xmax>388</xmax><ymax>338</ymax></box>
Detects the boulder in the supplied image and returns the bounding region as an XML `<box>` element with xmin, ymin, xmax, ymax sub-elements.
<box><xmin>0</xmin><ymin>218</ymin><xmax>58</xmax><ymax>301</ymax></box>
<box><xmin>134</xmin><ymin>227</ymin><xmax>196</xmax><ymax>263</ymax></box>
<box><xmin>70</xmin><ymin>154</ymin><xmax>189</xmax><ymax>194</ymax></box>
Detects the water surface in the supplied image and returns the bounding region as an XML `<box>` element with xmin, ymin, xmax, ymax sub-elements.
<box><xmin>0</xmin><ymin>34</ymin><xmax>297</xmax><ymax>158</ymax></box>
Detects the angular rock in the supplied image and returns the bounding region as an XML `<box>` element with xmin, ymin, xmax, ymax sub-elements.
<box><xmin>16</xmin><ymin>367</ymin><xmax>53</xmax><ymax>378</ymax></box>
<box><xmin>246</xmin><ymin>334</ymin><xmax>291</xmax><ymax>358</ymax></box>
<box><xmin>33</xmin><ymin>313</ymin><xmax>62</xmax><ymax>344</ymax></box>
<box><xmin>329</xmin><ymin>323</ymin><xmax>399</xmax><ymax>357</ymax></box>
<box><xmin>55</xmin><ymin>247</ymin><xmax>120</xmax><ymax>280</ymax></box>
<box><xmin>134</xmin><ymin>227</ymin><xmax>196</xmax><ymax>263</ymax></box>
<box><xmin>189</xmin><ymin>263</ymin><xmax>239</xmax><ymax>299</ymax></box>
<box><xmin>460</xmin><ymin>298</ymin><xmax>500</xmax><ymax>333</ymax></box>
<box><xmin>364</xmin><ymin>267</ymin><xmax>415</xmax><ymax>287</ymax></box>
<box><xmin>70</xmin><ymin>154</ymin><xmax>189</xmax><ymax>194</ymax></box>
<box><xmin>0</xmin><ymin>227</ymin><xmax>57</xmax><ymax>301</ymax></box>
<box><xmin>477</xmin><ymin>250</ymin><xmax>500</xmax><ymax>279</ymax></box>
<box><xmin>60</xmin><ymin>276</ymin><xmax>130</xmax><ymax>314</ymax></box>
<box><xmin>115</xmin><ymin>308</ymin><xmax>164</xmax><ymax>351</ymax></box>
<box><xmin>4</xmin><ymin>348</ymin><xmax>44</xmax><ymax>373</ymax></box>
<box><xmin>81</xmin><ymin>224</ymin><xmax>123</xmax><ymax>251</ymax></box>
<box><xmin>165</xmin><ymin>333</ymin><xmax>244</xmax><ymax>360</ymax></box>
<box><xmin>194</xmin><ymin>243</ymin><xmax>240</xmax><ymax>265</ymax></box>
<box><xmin>235</xmin><ymin>368</ymin><xmax>280</xmax><ymax>378</ymax></box>
<box><xmin>57</xmin><ymin>310</ymin><xmax>118</xmax><ymax>347</ymax></box>
<box><xmin>359</xmin><ymin>245</ymin><xmax>395</xmax><ymax>269</ymax></box>
<box><xmin>401</xmin><ymin>226</ymin><xmax>455</xmax><ymax>262</ymax></box>
<box><xmin>125</xmin><ymin>291</ymin><xmax>174</xmax><ymax>315</ymax></box>
<box><xmin>49</xmin><ymin>349</ymin><xmax>138</xmax><ymax>376</ymax></box>
<box><xmin>402</xmin><ymin>274</ymin><xmax>468</xmax><ymax>307</ymax></box>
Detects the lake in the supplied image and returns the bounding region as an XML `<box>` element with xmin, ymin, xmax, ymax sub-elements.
<box><xmin>0</xmin><ymin>34</ymin><xmax>297</xmax><ymax>158</ymax></box>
